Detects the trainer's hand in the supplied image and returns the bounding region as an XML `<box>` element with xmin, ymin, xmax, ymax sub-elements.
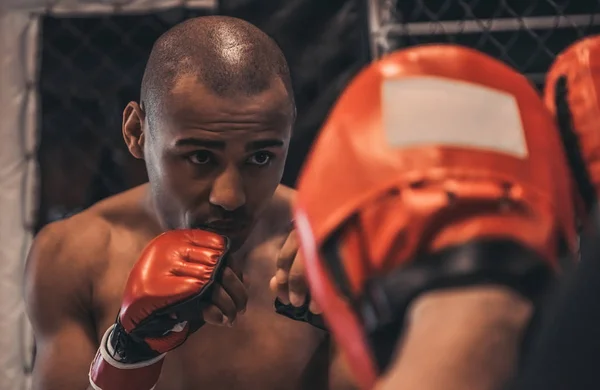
<box><xmin>270</xmin><ymin>229</ymin><xmax>321</xmax><ymax>314</ymax></box>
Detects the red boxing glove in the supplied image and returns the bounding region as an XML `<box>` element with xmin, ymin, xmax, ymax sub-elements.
<box><xmin>89</xmin><ymin>229</ymin><xmax>229</xmax><ymax>390</ymax></box>
<box><xmin>544</xmin><ymin>35</ymin><xmax>600</xmax><ymax>218</ymax></box>
<box><xmin>295</xmin><ymin>45</ymin><xmax>578</xmax><ymax>389</ymax></box>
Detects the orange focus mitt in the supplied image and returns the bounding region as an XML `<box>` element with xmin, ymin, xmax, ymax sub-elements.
<box><xmin>295</xmin><ymin>44</ymin><xmax>578</xmax><ymax>388</ymax></box>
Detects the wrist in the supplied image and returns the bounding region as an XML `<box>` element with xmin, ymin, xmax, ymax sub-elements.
<box><xmin>383</xmin><ymin>286</ymin><xmax>532</xmax><ymax>390</ymax></box>
<box><xmin>407</xmin><ymin>285</ymin><xmax>533</xmax><ymax>330</ymax></box>
<box><xmin>89</xmin><ymin>325</ymin><xmax>166</xmax><ymax>390</ymax></box>
<box><xmin>103</xmin><ymin>324</ymin><xmax>167</xmax><ymax>367</ymax></box>
<box><xmin>110</xmin><ymin>320</ymin><xmax>164</xmax><ymax>364</ymax></box>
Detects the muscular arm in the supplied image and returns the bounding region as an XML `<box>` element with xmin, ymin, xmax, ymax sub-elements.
<box><xmin>24</xmin><ymin>222</ymin><xmax>99</xmax><ymax>390</ymax></box>
<box><xmin>375</xmin><ymin>286</ymin><xmax>532</xmax><ymax>390</ymax></box>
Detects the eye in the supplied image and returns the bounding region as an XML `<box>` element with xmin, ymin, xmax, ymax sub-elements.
<box><xmin>188</xmin><ymin>151</ymin><xmax>214</xmax><ymax>165</ymax></box>
<box><xmin>247</xmin><ymin>151</ymin><xmax>274</xmax><ymax>166</ymax></box>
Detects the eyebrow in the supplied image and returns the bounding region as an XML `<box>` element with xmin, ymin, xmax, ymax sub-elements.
<box><xmin>245</xmin><ymin>139</ymin><xmax>284</xmax><ymax>151</ymax></box>
<box><xmin>173</xmin><ymin>138</ymin><xmax>284</xmax><ymax>151</ymax></box>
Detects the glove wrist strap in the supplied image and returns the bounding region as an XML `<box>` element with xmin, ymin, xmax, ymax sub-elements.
<box><xmin>89</xmin><ymin>325</ymin><xmax>166</xmax><ymax>390</ymax></box>
<box><xmin>111</xmin><ymin>318</ymin><xmax>163</xmax><ymax>363</ymax></box>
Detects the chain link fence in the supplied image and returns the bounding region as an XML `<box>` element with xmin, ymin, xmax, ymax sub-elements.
<box><xmin>37</xmin><ymin>0</ymin><xmax>600</xmax><ymax>227</ymax></box>
<box><xmin>38</xmin><ymin>7</ymin><xmax>212</xmax><ymax>228</ymax></box>
<box><xmin>368</xmin><ymin>0</ymin><xmax>600</xmax><ymax>87</ymax></box>
<box><xmin>37</xmin><ymin>0</ymin><xmax>369</xmax><ymax>228</ymax></box>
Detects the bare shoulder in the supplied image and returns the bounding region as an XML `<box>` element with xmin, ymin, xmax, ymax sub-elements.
<box><xmin>27</xmin><ymin>209</ymin><xmax>113</xmax><ymax>276</ymax></box>
<box><xmin>24</xmin><ymin>209</ymin><xmax>113</xmax><ymax>325</ymax></box>
<box><xmin>261</xmin><ymin>184</ymin><xmax>296</xmax><ymax>233</ymax></box>
<box><xmin>25</xmin><ymin>184</ymin><xmax>151</xmax><ymax>294</ymax></box>
<box><xmin>25</xmin><ymin>184</ymin><xmax>152</xmax><ymax>307</ymax></box>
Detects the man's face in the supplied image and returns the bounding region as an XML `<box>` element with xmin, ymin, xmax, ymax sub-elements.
<box><xmin>126</xmin><ymin>76</ymin><xmax>294</xmax><ymax>249</ymax></box>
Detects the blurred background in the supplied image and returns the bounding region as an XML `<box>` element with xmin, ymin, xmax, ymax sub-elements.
<box><xmin>1</xmin><ymin>0</ymin><xmax>599</xmax><ymax>388</ymax></box>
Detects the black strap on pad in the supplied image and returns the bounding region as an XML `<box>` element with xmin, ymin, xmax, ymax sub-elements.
<box><xmin>354</xmin><ymin>239</ymin><xmax>555</xmax><ymax>373</ymax></box>
<box><xmin>274</xmin><ymin>297</ymin><xmax>328</xmax><ymax>331</ymax></box>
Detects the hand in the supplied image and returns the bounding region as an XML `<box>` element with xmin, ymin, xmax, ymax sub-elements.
<box><xmin>117</xmin><ymin>230</ymin><xmax>248</xmax><ymax>356</ymax></box>
<box><xmin>91</xmin><ymin>229</ymin><xmax>246</xmax><ymax>389</ymax></box>
<box><xmin>270</xmin><ymin>229</ymin><xmax>321</xmax><ymax>314</ymax></box>
<box><xmin>202</xmin><ymin>265</ymin><xmax>248</xmax><ymax>327</ymax></box>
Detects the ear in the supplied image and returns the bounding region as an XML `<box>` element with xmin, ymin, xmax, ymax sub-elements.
<box><xmin>123</xmin><ymin>101</ymin><xmax>146</xmax><ymax>160</ymax></box>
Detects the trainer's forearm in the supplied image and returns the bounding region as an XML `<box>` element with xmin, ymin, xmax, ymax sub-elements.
<box><xmin>376</xmin><ymin>286</ymin><xmax>533</xmax><ymax>390</ymax></box>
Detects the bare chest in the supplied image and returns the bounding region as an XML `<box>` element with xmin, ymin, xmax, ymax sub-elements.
<box><xmin>92</xmin><ymin>235</ymin><xmax>329</xmax><ymax>390</ymax></box>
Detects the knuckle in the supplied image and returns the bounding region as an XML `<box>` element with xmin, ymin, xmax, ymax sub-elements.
<box><xmin>203</xmin><ymin>306</ymin><xmax>223</xmax><ymax>323</ymax></box>
<box><xmin>222</xmin><ymin>267</ymin><xmax>235</xmax><ymax>280</ymax></box>
<box><xmin>288</xmin><ymin>273</ymin><xmax>306</xmax><ymax>290</ymax></box>
<box><xmin>275</xmin><ymin>284</ymin><xmax>288</xmax><ymax>295</ymax></box>
<box><xmin>288</xmin><ymin>267</ymin><xmax>304</xmax><ymax>279</ymax></box>
<box><xmin>225</xmin><ymin>305</ymin><xmax>237</xmax><ymax>318</ymax></box>
<box><xmin>227</xmin><ymin>266</ymin><xmax>244</xmax><ymax>283</ymax></box>
<box><xmin>276</xmin><ymin>255</ymin><xmax>291</xmax><ymax>270</ymax></box>
<box><xmin>210</xmin><ymin>284</ymin><xmax>222</xmax><ymax>300</ymax></box>
<box><xmin>221</xmin><ymin>298</ymin><xmax>236</xmax><ymax>316</ymax></box>
<box><xmin>232</xmin><ymin>287</ymin><xmax>248</xmax><ymax>304</ymax></box>
<box><xmin>290</xmin><ymin>260</ymin><xmax>304</xmax><ymax>275</ymax></box>
<box><xmin>279</xmin><ymin>291</ymin><xmax>290</xmax><ymax>301</ymax></box>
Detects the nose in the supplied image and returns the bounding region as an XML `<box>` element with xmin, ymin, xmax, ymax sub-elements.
<box><xmin>209</xmin><ymin>164</ymin><xmax>246</xmax><ymax>211</ymax></box>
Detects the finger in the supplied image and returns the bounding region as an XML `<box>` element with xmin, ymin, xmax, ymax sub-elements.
<box><xmin>270</xmin><ymin>276</ymin><xmax>290</xmax><ymax>304</ymax></box>
<box><xmin>172</xmin><ymin>260</ymin><xmax>214</xmax><ymax>279</ymax></box>
<box><xmin>184</xmin><ymin>230</ymin><xmax>228</xmax><ymax>250</ymax></box>
<box><xmin>288</xmin><ymin>253</ymin><xmax>308</xmax><ymax>307</ymax></box>
<box><xmin>210</xmin><ymin>283</ymin><xmax>238</xmax><ymax>325</ymax></box>
<box><xmin>227</xmin><ymin>256</ymin><xmax>245</xmax><ymax>283</ymax></box>
<box><xmin>270</xmin><ymin>275</ymin><xmax>288</xmax><ymax>300</ymax></box>
<box><xmin>309</xmin><ymin>299</ymin><xmax>322</xmax><ymax>315</ymax></box>
<box><xmin>275</xmin><ymin>230</ymin><xmax>298</xmax><ymax>280</ymax></box>
<box><xmin>269</xmin><ymin>276</ymin><xmax>278</xmax><ymax>294</ymax></box>
<box><xmin>202</xmin><ymin>304</ymin><xmax>228</xmax><ymax>326</ymax></box>
<box><xmin>176</xmin><ymin>254</ymin><xmax>243</xmax><ymax>294</ymax></box>
<box><xmin>182</xmin><ymin>246</ymin><xmax>225</xmax><ymax>266</ymax></box>
<box><xmin>221</xmin><ymin>267</ymin><xmax>248</xmax><ymax>313</ymax></box>
<box><xmin>174</xmin><ymin>263</ymin><xmax>244</xmax><ymax>322</ymax></box>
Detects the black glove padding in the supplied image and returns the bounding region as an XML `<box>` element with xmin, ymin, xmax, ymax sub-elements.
<box><xmin>274</xmin><ymin>297</ymin><xmax>327</xmax><ymax>331</ymax></box>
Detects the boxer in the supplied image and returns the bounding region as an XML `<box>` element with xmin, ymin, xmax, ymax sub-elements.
<box><xmin>509</xmin><ymin>34</ymin><xmax>600</xmax><ymax>390</ymax></box>
<box><xmin>24</xmin><ymin>16</ymin><xmax>343</xmax><ymax>390</ymax></box>
<box><xmin>292</xmin><ymin>45</ymin><xmax>578</xmax><ymax>390</ymax></box>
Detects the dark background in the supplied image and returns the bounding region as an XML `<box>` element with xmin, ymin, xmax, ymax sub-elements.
<box><xmin>37</xmin><ymin>0</ymin><xmax>600</xmax><ymax>229</ymax></box>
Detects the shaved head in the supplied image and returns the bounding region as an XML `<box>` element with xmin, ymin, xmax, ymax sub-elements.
<box><xmin>124</xmin><ymin>17</ymin><xmax>295</xmax><ymax>239</ymax></box>
<box><xmin>140</xmin><ymin>16</ymin><xmax>294</xmax><ymax>123</ymax></box>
